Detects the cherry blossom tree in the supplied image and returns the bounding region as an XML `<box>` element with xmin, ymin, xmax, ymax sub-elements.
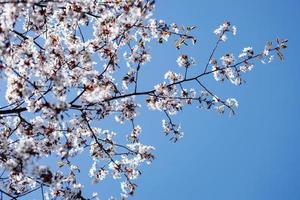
<box><xmin>0</xmin><ymin>0</ymin><xmax>287</xmax><ymax>199</ymax></box>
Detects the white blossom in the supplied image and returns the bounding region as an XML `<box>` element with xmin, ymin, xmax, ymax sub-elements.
<box><xmin>226</xmin><ymin>98</ymin><xmax>239</xmax><ymax>108</ymax></box>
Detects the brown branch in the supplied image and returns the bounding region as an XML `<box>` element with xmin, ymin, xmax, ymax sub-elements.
<box><xmin>203</xmin><ymin>31</ymin><xmax>224</xmax><ymax>73</ymax></box>
<box><xmin>0</xmin><ymin>45</ymin><xmax>280</xmax><ymax>116</ymax></box>
<box><xmin>12</xmin><ymin>30</ymin><xmax>45</xmax><ymax>50</ymax></box>
<box><xmin>0</xmin><ymin>107</ymin><xmax>26</xmax><ymax>115</ymax></box>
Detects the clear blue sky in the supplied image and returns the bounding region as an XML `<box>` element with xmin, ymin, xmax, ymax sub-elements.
<box><xmin>2</xmin><ymin>0</ymin><xmax>300</xmax><ymax>199</ymax></box>
<box><xmin>132</xmin><ymin>0</ymin><xmax>300</xmax><ymax>200</ymax></box>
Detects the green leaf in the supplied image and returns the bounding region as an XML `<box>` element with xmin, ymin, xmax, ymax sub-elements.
<box><xmin>187</xmin><ymin>26</ymin><xmax>196</xmax><ymax>31</ymax></box>
<box><xmin>280</xmin><ymin>44</ymin><xmax>287</xmax><ymax>49</ymax></box>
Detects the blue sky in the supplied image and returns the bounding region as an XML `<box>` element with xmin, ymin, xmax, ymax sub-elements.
<box><xmin>1</xmin><ymin>0</ymin><xmax>300</xmax><ymax>199</ymax></box>
<box><xmin>131</xmin><ymin>0</ymin><xmax>300</xmax><ymax>200</ymax></box>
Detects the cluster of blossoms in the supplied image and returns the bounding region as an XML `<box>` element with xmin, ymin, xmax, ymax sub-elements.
<box><xmin>0</xmin><ymin>0</ymin><xmax>287</xmax><ymax>199</ymax></box>
<box><xmin>210</xmin><ymin>23</ymin><xmax>287</xmax><ymax>87</ymax></box>
<box><xmin>213</xmin><ymin>21</ymin><xmax>237</xmax><ymax>42</ymax></box>
<box><xmin>176</xmin><ymin>54</ymin><xmax>196</xmax><ymax>68</ymax></box>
